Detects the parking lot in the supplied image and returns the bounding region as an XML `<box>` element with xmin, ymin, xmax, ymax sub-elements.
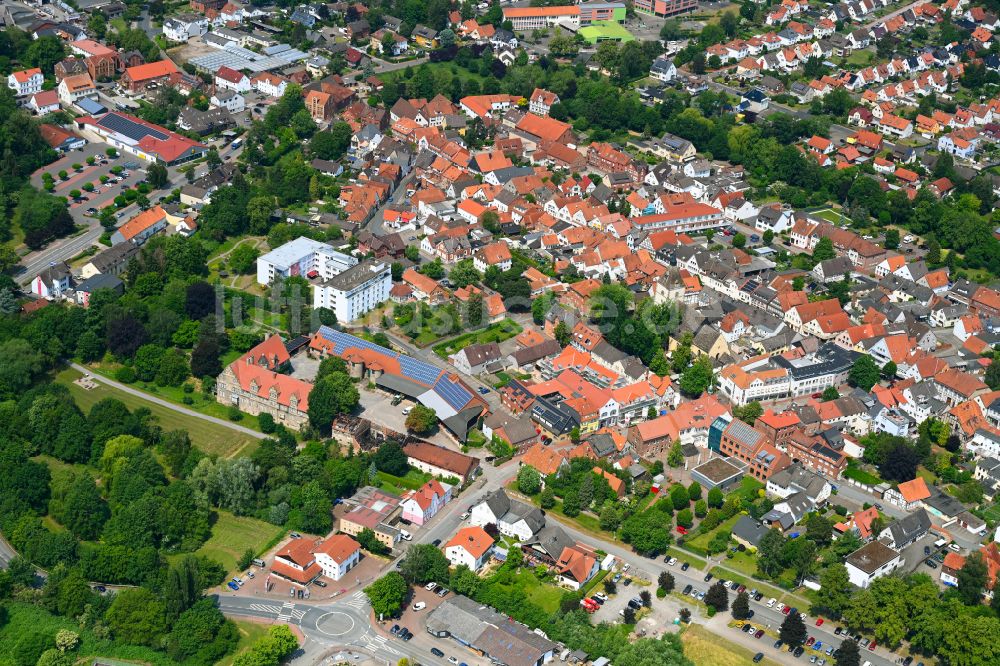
<box><xmin>30</xmin><ymin>143</ymin><xmax>146</xmax><ymax>226</ymax></box>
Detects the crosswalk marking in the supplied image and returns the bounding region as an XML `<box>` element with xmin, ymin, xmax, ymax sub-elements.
<box><xmin>276</xmin><ymin>601</ymin><xmax>296</xmax><ymax>621</ymax></box>
<box><xmin>363</xmin><ymin>633</ymin><xmax>399</xmax><ymax>656</ymax></box>
<box><xmin>249</xmin><ymin>603</ymin><xmax>281</xmax><ymax>614</ymax></box>
<box><xmin>343</xmin><ymin>591</ymin><xmax>368</xmax><ymax>609</ymax></box>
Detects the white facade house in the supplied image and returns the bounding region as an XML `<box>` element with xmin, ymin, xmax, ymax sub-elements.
<box><xmin>163</xmin><ymin>15</ymin><xmax>209</xmax><ymax>42</ymax></box>
<box><xmin>214</xmin><ymin>65</ymin><xmax>251</xmax><ymax>93</ymax></box>
<box><xmin>444</xmin><ymin>526</ymin><xmax>495</xmax><ymax>572</ymax></box>
<box><xmin>8</xmin><ymin>68</ymin><xmax>43</xmax><ymax>96</ymax></box>
<box><xmin>57</xmin><ymin>73</ymin><xmax>97</xmax><ymax>106</ymax></box>
<box><xmin>845</xmin><ymin>541</ymin><xmax>902</xmax><ymax>588</ymax></box>
<box><xmin>251</xmin><ymin>72</ymin><xmax>288</xmax><ymax>98</ymax></box>
<box><xmin>312</xmin><ymin>260</ymin><xmax>391</xmax><ymax>322</ymax></box>
<box><xmin>469</xmin><ymin>489</ymin><xmax>544</xmax><ymax>542</ymax></box>
<box><xmin>312</xmin><ymin>534</ymin><xmax>361</xmax><ymax>581</ymax></box>
<box><xmin>211</xmin><ymin>89</ymin><xmax>245</xmax><ymax>113</ymax></box>
<box><xmin>256</xmin><ymin>236</ymin><xmax>357</xmax><ymax>285</ymax></box>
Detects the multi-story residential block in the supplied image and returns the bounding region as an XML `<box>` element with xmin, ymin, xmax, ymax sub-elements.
<box><xmin>312</xmin><ymin>259</ymin><xmax>391</xmax><ymax>322</ymax></box>
<box><xmin>8</xmin><ymin>68</ymin><xmax>43</xmax><ymax>96</ymax></box>
<box><xmin>256</xmin><ymin>237</ymin><xmax>357</xmax><ymax>285</ymax></box>
<box><xmin>845</xmin><ymin>541</ymin><xmax>902</xmax><ymax>588</ymax></box>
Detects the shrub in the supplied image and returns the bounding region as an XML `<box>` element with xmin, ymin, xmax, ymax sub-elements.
<box><xmin>227</xmin><ymin>405</ymin><xmax>243</xmax><ymax>421</ymax></box>
<box><xmin>259</xmin><ymin>413</ymin><xmax>276</xmax><ymax>433</ymax></box>
<box><xmin>115</xmin><ymin>366</ymin><xmax>136</xmax><ymax>383</ymax></box>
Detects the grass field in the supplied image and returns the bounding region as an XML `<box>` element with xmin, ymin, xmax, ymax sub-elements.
<box><xmin>194</xmin><ymin>510</ymin><xmax>285</xmax><ymax>573</ymax></box>
<box><xmin>216</xmin><ymin>620</ymin><xmax>272</xmax><ymax>666</ymax></box>
<box><xmin>686</xmin><ymin>514</ymin><xmax>741</xmax><ymax>553</ymax></box>
<box><xmin>811</xmin><ymin>208</ymin><xmax>845</xmax><ymax>225</ymax></box>
<box><xmin>432</xmin><ymin>321</ymin><xmax>523</xmax><ymax>358</ymax></box>
<box><xmin>56</xmin><ymin>367</ymin><xmax>258</xmax><ymax>458</ymax></box>
<box><xmin>843</xmin><ymin>466</ymin><xmax>882</xmax><ymax>486</ymax></box>
<box><xmin>981</xmin><ymin>504</ymin><xmax>1000</xmax><ymax>523</ymax></box>
<box><xmin>485</xmin><ymin>570</ymin><xmax>564</xmax><ymax>615</ymax></box>
<box><xmin>681</xmin><ymin>623</ymin><xmax>781</xmax><ymax>666</ymax></box>
<box><xmin>376</xmin><ymin>469</ymin><xmax>433</xmax><ymax>495</ymax></box>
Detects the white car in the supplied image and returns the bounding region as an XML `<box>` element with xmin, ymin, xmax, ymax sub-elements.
<box><xmin>400</xmin><ymin>530</ymin><xmax>412</xmax><ymax>541</ymax></box>
<box><xmin>766</xmin><ymin>598</ymin><xmax>776</xmax><ymax>608</ymax></box>
<box><xmin>402</xmin><ymin>406</ymin><xmax>412</xmax><ymax>416</ymax></box>
<box><xmin>460</xmin><ymin>511</ymin><xmax>470</xmax><ymax>520</ymax></box>
<box><xmin>413</xmin><ymin>601</ymin><xmax>426</xmax><ymax>611</ymax></box>
<box><xmin>668</xmin><ymin>558</ymin><xmax>677</xmax><ymax>566</ymax></box>
<box><xmin>903</xmin><ymin>235</ymin><xmax>914</xmax><ymax>243</ymax></box>
<box><xmin>425</xmin><ymin>582</ymin><xmax>438</xmax><ymax>591</ymax></box>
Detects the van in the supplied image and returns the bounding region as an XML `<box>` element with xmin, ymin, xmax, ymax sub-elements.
<box><xmin>400</xmin><ymin>530</ymin><xmax>412</xmax><ymax>541</ymax></box>
<box><xmin>252</xmin><ymin>558</ymin><xmax>265</xmax><ymax>567</ymax></box>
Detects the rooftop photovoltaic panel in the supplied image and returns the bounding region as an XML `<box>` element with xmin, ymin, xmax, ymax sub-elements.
<box><xmin>100</xmin><ymin>113</ymin><xmax>168</xmax><ymax>142</ymax></box>
<box><xmin>399</xmin><ymin>355</ymin><xmax>443</xmax><ymax>386</ymax></box>
<box><xmin>435</xmin><ymin>377</ymin><xmax>472</xmax><ymax>411</ymax></box>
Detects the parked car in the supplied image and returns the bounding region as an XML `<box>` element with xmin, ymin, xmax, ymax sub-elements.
<box><xmin>793</xmin><ymin>646</ymin><xmax>805</xmax><ymax>658</ymax></box>
<box><xmin>680</xmin><ymin>562</ymin><xmax>690</xmax><ymax>571</ymax></box>
<box><xmin>754</xmin><ymin>629</ymin><xmax>764</xmax><ymax>639</ymax></box>
<box><xmin>668</xmin><ymin>557</ymin><xmax>677</xmax><ymax>566</ymax></box>
<box><xmin>774</xmin><ymin>640</ymin><xmax>783</xmax><ymax>649</ymax></box>
<box><xmin>612</xmin><ymin>573</ymin><xmax>622</xmax><ymax>583</ymax></box>
<box><xmin>766</xmin><ymin>598</ymin><xmax>776</xmax><ymax>608</ymax></box>
<box><xmin>868</xmin><ymin>641</ymin><xmax>877</xmax><ymax>651</ymax></box>
<box><xmin>704</xmin><ymin>573</ymin><xmax>713</xmax><ymax>582</ymax></box>
<box><xmin>426</xmin><ymin>582</ymin><xmax>437</xmax><ymax>591</ymax></box>
<box><xmin>676</xmin><ymin>525</ymin><xmax>688</xmax><ymax>535</ymax></box>
<box><xmin>753</xmin><ymin>653</ymin><xmax>764</xmax><ymax>663</ymax></box>
<box><xmin>227</xmin><ymin>582</ymin><xmax>239</xmax><ymax>591</ymax></box>
<box><xmin>753</xmin><ymin>592</ymin><xmax>763</xmax><ymax>601</ymax></box>
<box><xmin>806</xmin><ymin>637</ymin><xmax>816</xmax><ymax>647</ymax></box>
<box><xmin>290</xmin><ymin>532</ymin><xmax>301</xmax><ymax>539</ymax></box>
<box><xmin>437</xmin><ymin>587</ymin><xmax>449</xmax><ymax>597</ymax></box>
<box><xmin>781</xmin><ymin>605</ymin><xmax>791</xmax><ymax>615</ymax></box>
<box><xmin>413</xmin><ymin>602</ymin><xmax>426</xmax><ymax>611</ymax></box>
<box><xmin>432</xmin><ymin>539</ymin><xmax>442</xmax><ymax>547</ymax></box>
<box><xmin>431</xmin><ymin>648</ymin><xmax>445</xmax><ymax>658</ymax></box>
<box><xmin>390</xmin><ymin>624</ymin><xmax>400</xmax><ymax>635</ymax></box>
<box><xmin>682</xmin><ymin>584</ymin><xmax>693</xmax><ymax>595</ymax></box>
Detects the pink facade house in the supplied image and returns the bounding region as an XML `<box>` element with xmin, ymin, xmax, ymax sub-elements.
<box><xmin>400</xmin><ymin>479</ymin><xmax>452</xmax><ymax>525</ymax></box>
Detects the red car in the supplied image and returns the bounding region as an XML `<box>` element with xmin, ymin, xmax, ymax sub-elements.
<box><xmin>815</xmin><ymin>618</ymin><xmax>824</xmax><ymax>626</ymax></box>
<box><xmin>781</xmin><ymin>606</ymin><xmax>791</xmax><ymax>615</ymax></box>
<box><xmin>754</xmin><ymin>630</ymin><xmax>764</xmax><ymax>639</ymax></box>
<box><xmin>676</xmin><ymin>525</ymin><xmax>688</xmax><ymax>535</ymax></box>
<box><xmin>806</xmin><ymin>637</ymin><xmax>815</xmax><ymax>647</ymax></box>
<box><xmin>868</xmin><ymin>641</ymin><xmax>877</xmax><ymax>651</ymax></box>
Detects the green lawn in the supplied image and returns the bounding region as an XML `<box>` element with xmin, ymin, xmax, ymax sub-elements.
<box><xmin>843</xmin><ymin>465</ymin><xmax>882</xmax><ymax>486</ymax></box>
<box><xmin>431</xmin><ymin>320</ymin><xmax>523</xmax><ymax>358</ymax></box>
<box><xmin>56</xmin><ymin>366</ymin><xmax>259</xmax><ymax>458</ymax></box>
<box><xmin>193</xmin><ymin>510</ymin><xmax>285</xmax><ymax>573</ymax></box>
<box><xmin>216</xmin><ymin>620</ymin><xmax>271</xmax><ymax>666</ymax></box>
<box><xmin>0</xmin><ymin>602</ymin><xmax>177</xmax><ymax>665</ymax></box>
<box><xmin>811</xmin><ymin>208</ymin><xmax>845</xmax><ymax>225</ymax></box>
<box><xmin>487</xmin><ymin>570</ymin><xmax>564</xmax><ymax>615</ymax></box>
<box><xmin>686</xmin><ymin>514</ymin><xmax>741</xmax><ymax>553</ymax></box>
<box><xmin>376</xmin><ymin>469</ymin><xmax>433</xmax><ymax>495</ymax></box>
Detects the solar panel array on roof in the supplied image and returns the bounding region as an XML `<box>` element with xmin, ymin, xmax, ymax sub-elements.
<box><xmin>435</xmin><ymin>376</ymin><xmax>473</xmax><ymax>411</ymax></box>
<box><xmin>399</xmin><ymin>355</ymin><xmax>441</xmax><ymax>386</ymax></box>
<box><xmin>316</xmin><ymin>326</ymin><xmax>477</xmax><ymax>410</ymax></box>
<box><xmin>100</xmin><ymin>113</ymin><xmax>168</xmax><ymax>142</ymax></box>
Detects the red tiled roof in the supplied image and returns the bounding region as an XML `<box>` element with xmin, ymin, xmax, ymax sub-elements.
<box><xmin>445</xmin><ymin>526</ymin><xmax>494</xmax><ymax>558</ymax></box>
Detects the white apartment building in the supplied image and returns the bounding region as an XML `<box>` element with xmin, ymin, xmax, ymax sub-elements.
<box><xmin>845</xmin><ymin>541</ymin><xmax>902</xmax><ymax>588</ymax></box>
<box><xmin>256</xmin><ymin>236</ymin><xmax>356</xmax><ymax>285</ymax></box>
<box><xmin>8</xmin><ymin>68</ymin><xmax>43</xmax><ymax>96</ymax></box>
<box><xmin>312</xmin><ymin>260</ymin><xmax>391</xmax><ymax>322</ymax></box>
<box><xmin>312</xmin><ymin>534</ymin><xmax>361</xmax><ymax>581</ymax></box>
<box><xmin>163</xmin><ymin>15</ymin><xmax>209</xmax><ymax>42</ymax></box>
<box><xmin>57</xmin><ymin>73</ymin><xmax>98</xmax><ymax>107</ymax></box>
